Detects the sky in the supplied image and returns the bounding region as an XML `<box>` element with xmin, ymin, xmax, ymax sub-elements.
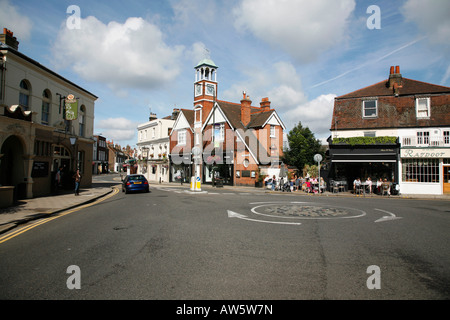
<box><xmin>1</xmin><ymin>0</ymin><xmax>449</xmax><ymax>147</ymax></box>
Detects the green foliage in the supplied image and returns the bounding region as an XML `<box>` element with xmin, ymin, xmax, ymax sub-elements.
<box><xmin>332</xmin><ymin>136</ymin><xmax>397</xmax><ymax>146</ymax></box>
<box><xmin>282</xmin><ymin>122</ymin><xmax>323</xmax><ymax>171</ymax></box>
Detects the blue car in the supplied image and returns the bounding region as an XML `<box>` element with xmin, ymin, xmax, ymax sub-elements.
<box><xmin>122</xmin><ymin>174</ymin><xmax>150</xmax><ymax>194</ymax></box>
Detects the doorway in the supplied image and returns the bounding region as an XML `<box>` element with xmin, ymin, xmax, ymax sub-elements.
<box><xmin>0</xmin><ymin>135</ymin><xmax>25</xmax><ymax>199</ymax></box>
<box><xmin>444</xmin><ymin>166</ymin><xmax>450</xmax><ymax>194</ymax></box>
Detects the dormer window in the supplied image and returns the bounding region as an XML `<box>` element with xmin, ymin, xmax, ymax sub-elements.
<box><xmin>416</xmin><ymin>97</ymin><xmax>430</xmax><ymax>118</ymax></box>
<box><xmin>362</xmin><ymin>100</ymin><xmax>377</xmax><ymax>118</ymax></box>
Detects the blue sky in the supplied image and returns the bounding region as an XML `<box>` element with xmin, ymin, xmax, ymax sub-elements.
<box><xmin>1</xmin><ymin>0</ymin><xmax>449</xmax><ymax>147</ymax></box>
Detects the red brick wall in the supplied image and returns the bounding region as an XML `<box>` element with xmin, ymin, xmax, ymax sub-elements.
<box><xmin>331</xmin><ymin>94</ymin><xmax>450</xmax><ymax>130</ymax></box>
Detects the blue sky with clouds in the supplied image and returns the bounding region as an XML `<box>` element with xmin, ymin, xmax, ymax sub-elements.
<box><xmin>1</xmin><ymin>0</ymin><xmax>449</xmax><ymax>147</ymax></box>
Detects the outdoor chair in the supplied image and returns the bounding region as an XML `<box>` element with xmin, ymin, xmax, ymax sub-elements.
<box><xmin>381</xmin><ymin>184</ymin><xmax>390</xmax><ymax>196</ymax></box>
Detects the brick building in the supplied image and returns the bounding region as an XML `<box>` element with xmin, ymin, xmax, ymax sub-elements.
<box><xmin>169</xmin><ymin>58</ymin><xmax>285</xmax><ymax>186</ymax></box>
<box><xmin>328</xmin><ymin>66</ymin><xmax>450</xmax><ymax>195</ymax></box>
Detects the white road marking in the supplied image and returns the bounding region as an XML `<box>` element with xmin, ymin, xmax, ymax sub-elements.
<box><xmin>374</xmin><ymin>208</ymin><xmax>402</xmax><ymax>223</ymax></box>
<box><xmin>227</xmin><ymin>210</ymin><xmax>302</xmax><ymax>226</ymax></box>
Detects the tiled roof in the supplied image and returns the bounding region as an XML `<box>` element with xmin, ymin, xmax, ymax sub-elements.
<box><xmin>217</xmin><ymin>100</ymin><xmax>273</xmax><ymax>129</ymax></box>
<box><xmin>337</xmin><ymin>78</ymin><xmax>450</xmax><ymax>99</ymax></box>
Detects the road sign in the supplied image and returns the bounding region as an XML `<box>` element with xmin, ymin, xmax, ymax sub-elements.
<box><xmin>314</xmin><ymin>154</ymin><xmax>323</xmax><ymax>163</ymax></box>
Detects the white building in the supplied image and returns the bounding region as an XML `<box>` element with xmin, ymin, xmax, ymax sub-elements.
<box><xmin>329</xmin><ymin>66</ymin><xmax>450</xmax><ymax>196</ymax></box>
<box><xmin>0</xmin><ymin>29</ymin><xmax>97</xmax><ymax>199</ymax></box>
<box><xmin>136</xmin><ymin>110</ymin><xmax>177</xmax><ymax>183</ymax></box>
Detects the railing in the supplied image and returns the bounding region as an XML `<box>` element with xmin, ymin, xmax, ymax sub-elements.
<box><xmin>401</xmin><ymin>135</ymin><xmax>449</xmax><ymax>147</ymax></box>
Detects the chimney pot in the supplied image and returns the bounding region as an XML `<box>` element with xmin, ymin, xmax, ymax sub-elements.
<box><xmin>390</xmin><ymin>66</ymin><xmax>395</xmax><ymax>74</ymax></box>
<box><xmin>395</xmin><ymin>66</ymin><xmax>400</xmax><ymax>74</ymax></box>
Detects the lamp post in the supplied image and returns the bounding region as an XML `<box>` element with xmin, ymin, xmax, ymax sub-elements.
<box><xmin>70</xmin><ymin>136</ymin><xmax>77</xmax><ymax>170</ymax></box>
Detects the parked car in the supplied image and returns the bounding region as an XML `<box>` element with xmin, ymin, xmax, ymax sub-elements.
<box><xmin>122</xmin><ymin>174</ymin><xmax>150</xmax><ymax>194</ymax></box>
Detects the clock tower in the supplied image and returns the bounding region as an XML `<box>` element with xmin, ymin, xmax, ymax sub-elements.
<box><xmin>192</xmin><ymin>57</ymin><xmax>218</xmax><ymax>189</ymax></box>
<box><xmin>194</xmin><ymin>57</ymin><xmax>218</xmax><ymax>122</ymax></box>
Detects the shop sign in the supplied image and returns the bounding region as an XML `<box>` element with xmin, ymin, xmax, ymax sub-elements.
<box><xmin>65</xmin><ymin>94</ymin><xmax>78</xmax><ymax>120</ymax></box>
<box><xmin>401</xmin><ymin>148</ymin><xmax>450</xmax><ymax>158</ymax></box>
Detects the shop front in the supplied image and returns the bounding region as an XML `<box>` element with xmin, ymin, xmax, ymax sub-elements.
<box><xmin>399</xmin><ymin>148</ymin><xmax>450</xmax><ymax>195</ymax></box>
<box><xmin>203</xmin><ymin>150</ymin><xmax>234</xmax><ymax>185</ymax></box>
<box><xmin>328</xmin><ymin>144</ymin><xmax>399</xmax><ymax>190</ymax></box>
<box><xmin>169</xmin><ymin>153</ymin><xmax>191</xmax><ymax>184</ymax></box>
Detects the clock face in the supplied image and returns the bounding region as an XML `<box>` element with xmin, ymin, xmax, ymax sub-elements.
<box><xmin>206</xmin><ymin>84</ymin><xmax>215</xmax><ymax>96</ymax></box>
<box><xmin>195</xmin><ymin>84</ymin><xmax>202</xmax><ymax>96</ymax></box>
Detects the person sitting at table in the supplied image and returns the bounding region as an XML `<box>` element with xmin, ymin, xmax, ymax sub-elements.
<box><xmin>365</xmin><ymin>177</ymin><xmax>373</xmax><ymax>194</ymax></box>
<box><xmin>319</xmin><ymin>177</ymin><xmax>326</xmax><ymax>193</ymax></box>
<box><xmin>305</xmin><ymin>178</ymin><xmax>311</xmax><ymax>193</ymax></box>
<box><xmin>376</xmin><ymin>178</ymin><xmax>383</xmax><ymax>194</ymax></box>
<box><xmin>381</xmin><ymin>178</ymin><xmax>391</xmax><ymax>196</ymax></box>
<box><xmin>353</xmin><ymin>177</ymin><xmax>361</xmax><ymax>193</ymax></box>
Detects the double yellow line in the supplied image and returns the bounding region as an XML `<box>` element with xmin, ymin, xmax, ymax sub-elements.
<box><xmin>0</xmin><ymin>187</ymin><xmax>119</xmax><ymax>244</ymax></box>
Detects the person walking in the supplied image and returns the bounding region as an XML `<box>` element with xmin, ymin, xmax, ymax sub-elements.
<box><xmin>73</xmin><ymin>169</ymin><xmax>81</xmax><ymax>195</ymax></box>
<box><xmin>55</xmin><ymin>166</ymin><xmax>62</xmax><ymax>194</ymax></box>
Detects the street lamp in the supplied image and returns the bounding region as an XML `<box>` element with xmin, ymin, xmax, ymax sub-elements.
<box><xmin>70</xmin><ymin>136</ymin><xmax>77</xmax><ymax>170</ymax></box>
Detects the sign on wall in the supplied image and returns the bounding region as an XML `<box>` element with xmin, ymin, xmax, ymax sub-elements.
<box><xmin>65</xmin><ymin>94</ymin><xmax>78</xmax><ymax>120</ymax></box>
<box><xmin>401</xmin><ymin>148</ymin><xmax>450</xmax><ymax>158</ymax></box>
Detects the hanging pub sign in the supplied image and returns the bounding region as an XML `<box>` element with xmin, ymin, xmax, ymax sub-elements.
<box><xmin>65</xmin><ymin>94</ymin><xmax>78</xmax><ymax>120</ymax></box>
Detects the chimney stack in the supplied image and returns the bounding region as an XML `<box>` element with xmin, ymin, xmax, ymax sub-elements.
<box><xmin>241</xmin><ymin>91</ymin><xmax>252</xmax><ymax>127</ymax></box>
<box><xmin>0</xmin><ymin>28</ymin><xmax>19</xmax><ymax>50</ymax></box>
<box><xmin>171</xmin><ymin>108</ymin><xmax>180</xmax><ymax>120</ymax></box>
<box><xmin>260</xmin><ymin>97</ymin><xmax>271</xmax><ymax>111</ymax></box>
<box><xmin>149</xmin><ymin>112</ymin><xmax>157</xmax><ymax>121</ymax></box>
<box><xmin>388</xmin><ymin>65</ymin><xmax>402</xmax><ymax>94</ymax></box>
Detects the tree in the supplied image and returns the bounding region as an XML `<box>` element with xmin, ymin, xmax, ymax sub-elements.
<box><xmin>282</xmin><ymin>122</ymin><xmax>323</xmax><ymax>174</ymax></box>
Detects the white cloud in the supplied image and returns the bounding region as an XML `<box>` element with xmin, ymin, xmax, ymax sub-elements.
<box><xmin>222</xmin><ymin>61</ymin><xmax>306</xmax><ymax>106</ymax></box>
<box><xmin>220</xmin><ymin>60</ymin><xmax>332</xmax><ymax>138</ymax></box>
<box><xmin>96</xmin><ymin>117</ymin><xmax>138</xmax><ymax>142</ymax></box>
<box><xmin>403</xmin><ymin>0</ymin><xmax>450</xmax><ymax>45</ymax></box>
<box><xmin>283</xmin><ymin>93</ymin><xmax>336</xmax><ymax>139</ymax></box>
<box><xmin>0</xmin><ymin>0</ymin><xmax>32</xmax><ymax>40</ymax></box>
<box><xmin>233</xmin><ymin>0</ymin><xmax>355</xmax><ymax>63</ymax></box>
<box><xmin>51</xmin><ymin>16</ymin><xmax>184</xmax><ymax>92</ymax></box>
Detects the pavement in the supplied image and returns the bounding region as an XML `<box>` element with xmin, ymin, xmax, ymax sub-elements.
<box><xmin>1</xmin><ymin>177</ymin><xmax>449</xmax><ymax>235</ymax></box>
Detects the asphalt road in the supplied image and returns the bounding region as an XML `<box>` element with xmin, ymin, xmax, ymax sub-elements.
<box><xmin>0</xmin><ymin>178</ymin><xmax>449</xmax><ymax>301</ymax></box>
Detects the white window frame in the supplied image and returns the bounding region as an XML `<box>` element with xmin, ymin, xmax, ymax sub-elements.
<box><xmin>417</xmin><ymin>131</ymin><xmax>430</xmax><ymax>145</ymax></box>
<box><xmin>177</xmin><ymin>129</ymin><xmax>186</xmax><ymax>146</ymax></box>
<box><xmin>270</xmin><ymin>125</ymin><xmax>276</xmax><ymax>138</ymax></box>
<box><xmin>416</xmin><ymin>97</ymin><xmax>430</xmax><ymax>119</ymax></box>
<box><xmin>362</xmin><ymin>100</ymin><xmax>377</xmax><ymax>118</ymax></box>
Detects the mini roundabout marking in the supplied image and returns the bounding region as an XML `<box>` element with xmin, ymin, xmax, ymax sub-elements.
<box><xmin>227</xmin><ymin>201</ymin><xmax>401</xmax><ymax>226</ymax></box>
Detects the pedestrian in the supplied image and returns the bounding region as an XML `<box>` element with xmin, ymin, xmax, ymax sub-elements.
<box><xmin>73</xmin><ymin>169</ymin><xmax>81</xmax><ymax>195</ymax></box>
<box><xmin>55</xmin><ymin>166</ymin><xmax>62</xmax><ymax>194</ymax></box>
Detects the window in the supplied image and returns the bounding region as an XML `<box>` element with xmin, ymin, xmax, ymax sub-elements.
<box><xmin>41</xmin><ymin>90</ymin><xmax>51</xmax><ymax>125</ymax></box>
<box><xmin>178</xmin><ymin>130</ymin><xmax>186</xmax><ymax>145</ymax></box>
<box><xmin>363</xmin><ymin>100</ymin><xmax>377</xmax><ymax>118</ymax></box>
<box><xmin>79</xmin><ymin>105</ymin><xmax>85</xmax><ymax>137</ymax></box>
<box><xmin>444</xmin><ymin>131</ymin><xmax>449</xmax><ymax>145</ymax></box>
<box><xmin>214</xmin><ymin>123</ymin><xmax>225</xmax><ymax>141</ymax></box>
<box><xmin>402</xmin><ymin>159</ymin><xmax>439</xmax><ymax>183</ymax></box>
<box><xmin>19</xmin><ymin>80</ymin><xmax>31</xmax><ymax>110</ymax></box>
<box><xmin>270</xmin><ymin>125</ymin><xmax>276</xmax><ymax>138</ymax></box>
<box><xmin>416</xmin><ymin>97</ymin><xmax>430</xmax><ymax>118</ymax></box>
<box><xmin>77</xmin><ymin>151</ymin><xmax>85</xmax><ymax>173</ymax></box>
<box><xmin>417</xmin><ymin>131</ymin><xmax>429</xmax><ymax>145</ymax></box>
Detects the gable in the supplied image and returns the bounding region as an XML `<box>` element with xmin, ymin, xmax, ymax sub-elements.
<box><xmin>172</xmin><ymin>110</ymin><xmax>193</xmax><ymax>133</ymax></box>
<box><xmin>203</xmin><ymin>102</ymin><xmax>235</xmax><ymax>131</ymax></box>
<box><xmin>262</xmin><ymin>112</ymin><xmax>286</xmax><ymax>130</ymax></box>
